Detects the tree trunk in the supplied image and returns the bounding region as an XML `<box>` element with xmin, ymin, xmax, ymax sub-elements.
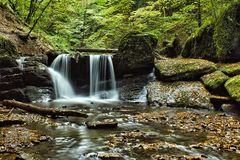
<box><xmin>76</xmin><ymin>48</ymin><xmax>118</xmax><ymax>53</ymax></box>
<box><xmin>197</xmin><ymin>0</ymin><xmax>202</xmax><ymax>27</ymax></box>
<box><xmin>2</xmin><ymin>100</ymin><xmax>88</xmax><ymax>118</ymax></box>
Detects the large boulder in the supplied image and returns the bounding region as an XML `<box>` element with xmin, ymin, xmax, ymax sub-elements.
<box><xmin>154</xmin><ymin>58</ymin><xmax>217</xmax><ymax>81</ymax></box>
<box><xmin>114</xmin><ymin>32</ymin><xmax>158</xmax><ymax>77</ymax></box>
<box><xmin>182</xmin><ymin>3</ymin><xmax>240</xmax><ymax>62</ymax></box>
<box><xmin>225</xmin><ymin>75</ymin><xmax>240</xmax><ymax>103</ymax></box>
<box><xmin>219</xmin><ymin>62</ymin><xmax>240</xmax><ymax>76</ymax></box>
<box><xmin>201</xmin><ymin>71</ymin><xmax>229</xmax><ymax>92</ymax></box>
<box><xmin>147</xmin><ymin>81</ymin><xmax>213</xmax><ymax>109</ymax></box>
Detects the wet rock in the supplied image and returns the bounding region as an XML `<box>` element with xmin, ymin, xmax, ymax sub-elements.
<box><xmin>154</xmin><ymin>58</ymin><xmax>217</xmax><ymax>81</ymax></box>
<box><xmin>98</xmin><ymin>152</ymin><xmax>123</xmax><ymax>160</ymax></box>
<box><xmin>225</xmin><ymin>75</ymin><xmax>240</xmax><ymax>103</ymax></box>
<box><xmin>0</xmin><ymin>89</ymin><xmax>25</xmax><ymax>101</ymax></box>
<box><xmin>153</xmin><ymin>154</ymin><xmax>208</xmax><ymax>160</ymax></box>
<box><xmin>0</xmin><ymin>56</ymin><xmax>18</xmax><ymax>68</ymax></box>
<box><xmin>147</xmin><ymin>81</ymin><xmax>213</xmax><ymax>109</ymax></box>
<box><xmin>23</xmin><ymin>67</ymin><xmax>52</xmax><ymax>87</ymax></box>
<box><xmin>219</xmin><ymin>62</ymin><xmax>240</xmax><ymax>76</ymax></box>
<box><xmin>201</xmin><ymin>71</ymin><xmax>229</xmax><ymax>93</ymax></box>
<box><xmin>114</xmin><ymin>32</ymin><xmax>157</xmax><ymax>77</ymax></box>
<box><xmin>118</xmin><ymin>75</ymin><xmax>148</xmax><ymax>101</ymax></box>
<box><xmin>86</xmin><ymin>119</ymin><xmax>118</xmax><ymax>129</ymax></box>
<box><xmin>0</xmin><ymin>73</ymin><xmax>24</xmax><ymax>91</ymax></box>
<box><xmin>24</xmin><ymin>86</ymin><xmax>54</xmax><ymax>102</ymax></box>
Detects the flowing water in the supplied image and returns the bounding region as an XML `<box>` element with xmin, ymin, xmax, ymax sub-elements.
<box><xmin>22</xmin><ymin>102</ymin><xmax>240</xmax><ymax>160</ymax></box>
<box><xmin>48</xmin><ymin>54</ymin><xmax>118</xmax><ymax>102</ymax></box>
<box><xmin>89</xmin><ymin>55</ymin><xmax>118</xmax><ymax>100</ymax></box>
<box><xmin>48</xmin><ymin>54</ymin><xmax>75</xmax><ymax>99</ymax></box>
<box><xmin>33</xmin><ymin>54</ymin><xmax>240</xmax><ymax>160</ymax></box>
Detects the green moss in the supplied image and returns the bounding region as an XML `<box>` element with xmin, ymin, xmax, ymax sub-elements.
<box><xmin>181</xmin><ymin>23</ymin><xmax>217</xmax><ymax>61</ymax></box>
<box><xmin>213</xmin><ymin>3</ymin><xmax>240</xmax><ymax>60</ymax></box>
<box><xmin>219</xmin><ymin>62</ymin><xmax>240</xmax><ymax>76</ymax></box>
<box><xmin>155</xmin><ymin>58</ymin><xmax>217</xmax><ymax>81</ymax></box>
<box><xmin>0</xmin><ymin>34</ymin><xmax>17</xmax><ymax>57</ymax></box>
<box><xmin>201</xmin><ymin>71</ymin><xmax>229</xmax><ymax>90</ymax></box>
<box><xmin>225</xmin><ymin>75</ymin><xmax>240</xmax><ymax>103</ymax></box>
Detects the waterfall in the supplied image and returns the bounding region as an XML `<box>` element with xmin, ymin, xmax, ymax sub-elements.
<box><xmin>89</xmin><ymin>55</ymin><xmax>118</xmax><ymax>100</ymax></box>
<box><xmin>48</xmin><ymin>54</ymin><xmax>75</xmax><ymax>99</ymax></box>
<box><xmin>48</xmin><ymin>54</ymin><xmax>118</xmax><ymax>102</ymax></box>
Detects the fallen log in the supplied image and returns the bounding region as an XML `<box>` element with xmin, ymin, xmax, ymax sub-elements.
<box><xmin>75</xmin><ymin>48</ymin><xmax>118</xmax><ymax>53</ymax></box>
<box><xmin>2</xmin><ymin>100</ymin><xmax>88</xmax><ymax>118</ymax></box>
<box><xmin>0</xmin><ymin>120</ymin><xmax>25</xmax><ymax>127</ymax></box>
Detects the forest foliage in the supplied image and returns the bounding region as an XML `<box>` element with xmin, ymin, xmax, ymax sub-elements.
<box><xmin>1</xmin><ymin>0</ymin><xmax>239</xmax><ymax>51</ymax></box>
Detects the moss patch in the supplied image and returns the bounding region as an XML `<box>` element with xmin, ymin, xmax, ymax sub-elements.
<box><xmin>201</xmin><ymin>71</ymin><xmax>229</xmax><ymax>90</ymax></box>
<box><xmin>155</xmin><ymin>58</ymin><xmax>217</xmax><ymax>81</ymax></box>
<box><xmin>214</xmin><ymin>3</ymin><xmax>240</xmax><ymax>61</ymax></box>
<box><xmin>0</xmin><ymin>34</ymin><xmax>17</xmax><ymax>57</ymax></box>
<box><xmin>181</xmin><ymin>23</ymin><xmax>216</xmax><ymax>61</ymax></box>
<box><xmin>219</xmin><ymin>62</ymin><xmax>240</xmax><ymax>76</ymax></box>
<box><xmin>225</xmin><ymin>75</ymin><xmax>240</xmax><ymax>103</ymax></box>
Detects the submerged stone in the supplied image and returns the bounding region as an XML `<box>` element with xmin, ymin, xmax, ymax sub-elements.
<box><xmin>225</xmin><ymin>75</ymin><xmax>240</xmax><ymax>103</ymax></box>
<box><xmin>201</xmin><ymin>71</ymin><xmax>229</xmax><ymax>91</ymax></box>
<box><xmin>154</xmin><ymin>58</ymin><xmax>217</xmax><ymax>81</ymax></box>
<box><xmin>86</xmin><ymin>119</ymin><xmax>118</xmax><ymax>129</ymax></box>
<box><xmin>147</xmin><ymin>81</ymin><xmax>212</xmax><ymax>109</ymax></box>
<box><xmin>98</xmin><ymin>152</ymin><xmax>123</xmax><ymax>160</ymax></box>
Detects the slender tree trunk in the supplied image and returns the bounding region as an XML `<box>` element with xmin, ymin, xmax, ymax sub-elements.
<box><xmin>25</xmin><ymin>0</ymin><xmax>53</xmax><ymax>39</ymax></box>
<box><xmin>197</xmin><ymin>0</ymin><xmax>202</xmax><ymax>27</ymax></box>
<box><xmin>25</xmin><ymin>0</ymin><xmax>36</xmax><ymax>23</ymax></box>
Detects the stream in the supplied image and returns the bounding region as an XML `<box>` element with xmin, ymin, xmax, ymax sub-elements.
<box><xmin>21</xmin><ymin>101</ymin><xmax>240</xmax><ymax>160</ymax></box>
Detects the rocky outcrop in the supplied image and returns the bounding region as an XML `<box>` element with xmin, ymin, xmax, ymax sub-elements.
<box><xmin>114</xmin><ymin>32</ymin><xmax>157</xmax><ymax>77</ymax></box>
<box><xmin>147</xmin><ymin>81</ymin><xmax>213</xmax><ymax>109</ymax></box>
<box><xmin>154</xmin><ymin>58</ymin><xmax>217</xmax><ymax>81</ymax></box>
<box><xmin>225</xmin><ymin>75</ymin><xmax>240</xmax><ymax>103</ymax></box>
<box><xmin>182</xmin><ymin>3</ymin><xmax>240</xmax><ymax>62</ymax></box>
<box><xmin>181</xmin><ymin>24</ymin><xmax>216</xmax><ymax>61</ymax></box>
<box><xmin>201</xmin><ymin>71</ymin><xmax>229</xmax><ymax>92</ymax></box>
<box><xmin>0</xmin><ymin>56</ymin><xmax>54</xmax><ymax>102</ymax></box>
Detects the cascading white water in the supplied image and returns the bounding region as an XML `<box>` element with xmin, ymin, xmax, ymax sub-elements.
<box><xmin>89</xmin><ymin>55</ymin><xmax>118</xmax><ymax>100</ymax></box>
<box><xmin>48</xmin><ymin>54</ymin><xmax>75</xmax><ymax>99</ymax></box>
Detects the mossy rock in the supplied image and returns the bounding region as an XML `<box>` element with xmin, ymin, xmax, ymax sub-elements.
<box><xmin>201</xmin><ymin>71</ymin><xmax>229</xmax><ymax>90</ymax></box>
<box><xmin>114</xmin><ymin>32</ymin><xmax>158</xmax><ymax>77</ymax></box>
<box><xmin>147</xmin><ymin>81</ymin><xmax>213</xmax><ymax>109</ymax></box>
<box><xmin>225</xmin><ymin>75</ymin><xmax>240</xmax><ymax>103</ymax></box>
<box><xmin>181</xmin><ymin>24</ymin><xmax>216</xmax><ymax>61</ymax></box>
<box><xmin>155</xmin><ymin>58</ymin><xmax>217</xmax><ymax>81</ymax></box>
<box><xmin>158</xmin><ymin>37</ymin><xmax>182</xmax><ymax>58</ymax></box>
<box><xmin>182</xmin><ymin>2</ymin><xmax>240</xmax><ymax>62</ymax></box>
<box><xmin>0</xmin><ymin>35</ymin><xmax>17</xmax><ymax>57</ymax></box>
<box><xmin>219</xmin><ymin>62</ymin><xmax>240</xmax><ymax>76</ymax></box>
<box><xmin>214</xmin><ymin>2</ymin><xmax>240</xmax><ymax>61</ymax></box>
